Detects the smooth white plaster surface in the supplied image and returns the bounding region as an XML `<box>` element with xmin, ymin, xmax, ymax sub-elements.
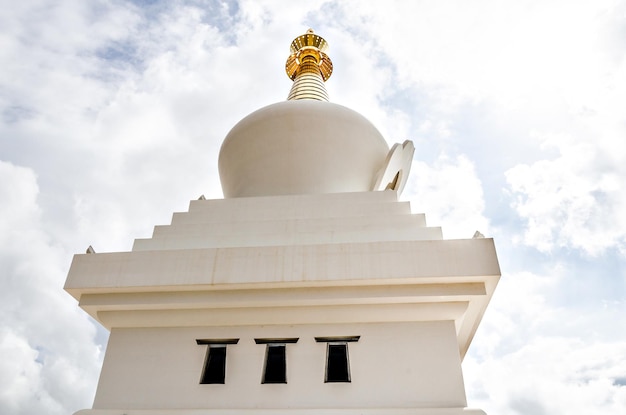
<box><xmin>218</xmin><ymin>101</ymin><xmax>390</xmax><ymax>198</ymax></box>
<box><xmin>66</xmin><ymin>190</ymin><xmax>499</xmax><ymax>414</ymax></box>
<box><xmin>93</xmin><ymin>322</ymin><xmax>466</xmax><ymax>410</ymax></box>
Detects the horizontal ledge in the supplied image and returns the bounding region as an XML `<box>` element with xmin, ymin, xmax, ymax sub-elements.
<box><xmin>185</xmin><ymin>191</ymin><xmax>402</xmax><ymax>217</ymax></box>
<box><xmin>77</xmin><ymin>282</ymin><xmax>487</xmax><ymax>311</ymax></box>
<box><xmin>71</xmin><ymin>278</ymin><xmax>494</xmax><ymax>298</ymax></box>
<box><xmin>75</xmin><ymin>407</ymin><xmax>486</xmax><ymax>415</ymax></box>
<box><xmin>66</xmin><ymin>239</ymin><xmax>500</xmax><ymax>297</ymax></box>
<box><xmin>196</xmin><ymin>338</ymin><xmax>240</xmax><ymax>345</ymax></box>
<box><xmin>315</xmin><ymin>336</ymin><xmax>360</xmax><ymax>343</ymax></box>
<box><xmin>96</xmin><ymin>302</ymin><xmax>470</xmax><ymax>329</ymax></box>
<box><xmin>254</xmin><ymin>338</ymin><xmax>299</xmax><ymax>344</ymax></box>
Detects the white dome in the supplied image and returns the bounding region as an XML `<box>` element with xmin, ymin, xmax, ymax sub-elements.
<box><xmin>218</xmin><ymin>100</ymin><xmax>389</xmax><ymax>198</ymax></box>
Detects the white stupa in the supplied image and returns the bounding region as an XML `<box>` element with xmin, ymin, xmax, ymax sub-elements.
<box><xmin>65</xmin><ymin>30</ymin><xmax>500</xmax><ymax>415</ymax></box>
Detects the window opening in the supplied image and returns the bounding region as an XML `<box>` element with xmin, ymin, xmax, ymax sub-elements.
<box><xmin>315</xmin><ymin>336</ymin><xmax>359</xmax><ymax>383</ymax></box>
<box><xmin>263</xmin><ymin>344</ymin><xmax>287</xmax><ymax>383</ymax></box>
<box><xmin>327</xmin><ymin>343</ymin><xmax>350</xmax><ymax>382</ymax></box>
<box><xmin>196</xmin><ymin>338</ymin><xmax>239</xmax><ymax>384</ymax></box>
<box><xmin>255</xmin><ymin>338</ymin><xmax>298</xmax><ymax>384</ymax></box>
<box><xmin>201</xmin><ymin>346</ymin><xmax>226</xmax><ymax>384</ymax></box>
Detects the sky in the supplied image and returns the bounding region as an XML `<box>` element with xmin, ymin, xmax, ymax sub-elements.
<box><xmin>1</xmin><ymin>0</ymin><xmax>625</xmax><ymax>414</ymax></box>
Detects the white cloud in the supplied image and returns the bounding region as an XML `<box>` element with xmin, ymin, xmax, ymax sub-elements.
<box><xmin>404</xmin><ymin>154</ymin><xmax>490</xmax><ymax>239</ymax></box>
<box><xmin>0</xmin><ymin>329</ymin><xmax>59</xmax><ymax>414</ymax></box>
<box><xmin>467</xmin><ymin>336</ymin><xmax>626</xmax><ymax>415</ymax></box>
<box><xmin>506</xmin><ymin>127</ymin><xmax>626</xmax><ymax>255</ymax></box>
<box><xmin>0</xmin><ymin>161</ymin><xmax>103</xmax><ymax>414</ymax></box>
<box><xmin>331</xmin><ymin>0</ymin><xmax>621</xmax><ymax>110</ymax></box>
<box><xmin>465</xmin><ymin>270</ymin><xmax>626</xmax><ymax>415</ymax></box>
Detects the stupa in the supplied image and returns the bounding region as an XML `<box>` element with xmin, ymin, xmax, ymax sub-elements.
<box><xmin>65</xmin><ymin>29</ymin><xmax>500</xmax><ymax>415</ymax></box>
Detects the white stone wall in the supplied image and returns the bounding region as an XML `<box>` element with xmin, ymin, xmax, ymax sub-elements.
<box><xmin>66</xmin><ymin>191</ymin><xmax>499</xmax><ymax>415</ymax></box>
<box><xmin>94</xmin><ymin>321</ymin><xmax>466</xmax><ymax>410</ymax></box>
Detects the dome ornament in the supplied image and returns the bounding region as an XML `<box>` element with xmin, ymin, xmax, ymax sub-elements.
<box><xmin>372</xmin><ymin>140</ymin><xmax>415</xmax><ymax>195</ymax></box>
<box><xmin>285</xmin><ymin>29</ymin><xmax>333</xmax><ymax>101</ymax></box>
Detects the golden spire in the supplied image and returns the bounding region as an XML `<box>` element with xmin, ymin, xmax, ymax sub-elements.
<box><xmin>285</xmin><ymin>29</ymin><xmax>333</xmax><ymax>101</ymax></box>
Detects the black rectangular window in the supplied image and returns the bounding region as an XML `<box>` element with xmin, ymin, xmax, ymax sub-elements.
<box><xmin>263</xmin><ymin>345</ymin><xmax>287</xmax><ymax>383</ymax></box>
<box><xmin>326</xmin><ymin>343</ymin><xmax>350</xmax><ymax>382</ymax></box>
<box><xmin>255</xmin><ymin>338</ymin><xmax>298</xmax><ymax>384</ymax></box>
<box><xmin>201</xmin><ymin>346</ymin><xmax>226</xmax><ymax>384</ymax></box>
<box><xmin>196</xmin><ymin>338</ymin><xmax>238</xmax><ymax>385</ymax></box>
<box><xmin>315</xmin><ymin>336</ymin><xmax>359</xmax><ymax>383</ymax></box>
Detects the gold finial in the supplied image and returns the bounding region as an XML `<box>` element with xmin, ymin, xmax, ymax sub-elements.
<box><xmin>285</xmin><ymin>29</ymin><xmax>333</xmax><ymax>101</ymax></box>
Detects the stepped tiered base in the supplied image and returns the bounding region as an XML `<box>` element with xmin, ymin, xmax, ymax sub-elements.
<box><xmin>66</xmin><ymin>191</ymin><xmax>499</xmax><ymax>414</ymax></box>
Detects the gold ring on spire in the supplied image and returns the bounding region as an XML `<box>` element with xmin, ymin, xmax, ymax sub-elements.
<box><xmin>285</xmin><ymin>29</ymin><xmax>333</xmax><ymax>101</ymax></box>
<box><xmin>285</xmin><ymin>29</ymin><xmax>333</xmax><ymax>81</ymax></box>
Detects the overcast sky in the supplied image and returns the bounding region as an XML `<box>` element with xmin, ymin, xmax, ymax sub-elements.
<box><xmin>1</xmin><ymin>1</ymin><xmax>625</xmax><ymax>414</ymax></box>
